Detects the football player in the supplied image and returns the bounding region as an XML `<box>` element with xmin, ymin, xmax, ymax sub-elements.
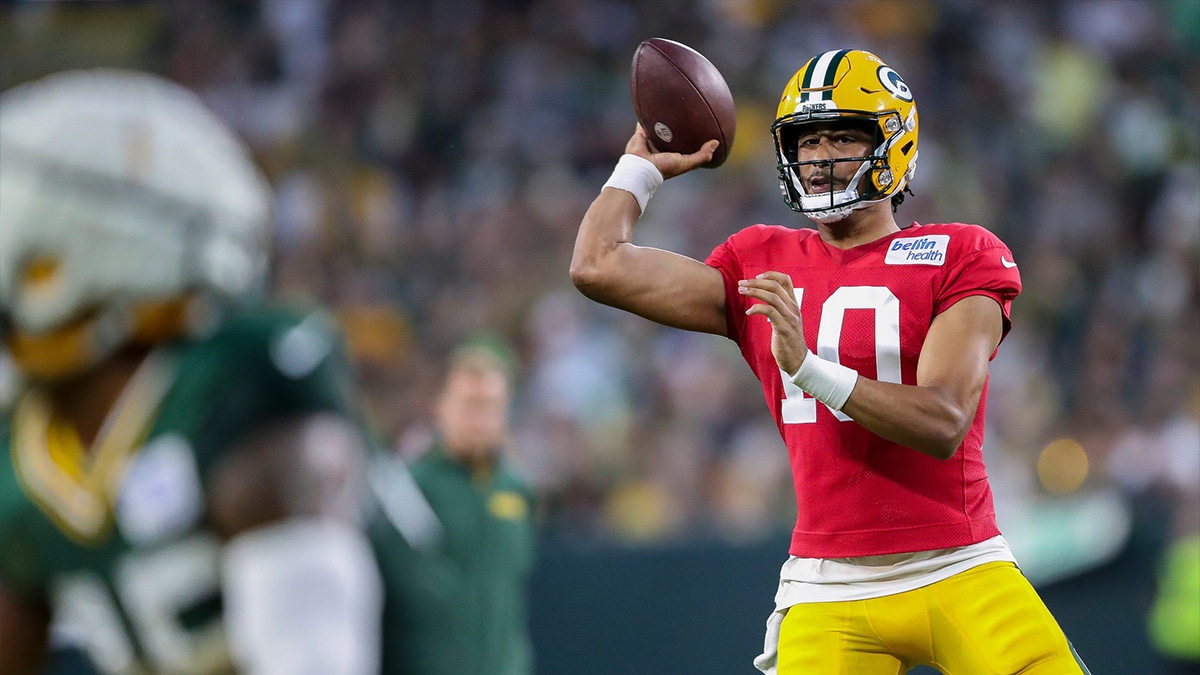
<box><xmin>0</xmin><ymin>70</ymin><xmax>460</xmax><ymax>675</ymax></box>
<box><xmin>570</xmin><ymin>49</ymin><xmax>1092</xmax><ymax>674</ymax></box>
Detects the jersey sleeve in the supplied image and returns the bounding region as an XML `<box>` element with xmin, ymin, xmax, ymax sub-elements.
<box><xmin>705</xmin><ymin>235</ymin><xmax>749</xmax><ymax>342</ymax></box>
<box><xmin>935</xmin><ymin>229</ymin><xmax>1022</xmax><ymax>341</ymax></box>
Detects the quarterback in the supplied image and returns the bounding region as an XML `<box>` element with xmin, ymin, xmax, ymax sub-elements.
<box><xmin>570</xmin><ymin>49</ymin><xmax>1092</xmax><ymax>674</ymax></box>
<box><xmin>0</xmin><ymin>71</ymin><xmax>462</xmax><ymax>675</ymax></box>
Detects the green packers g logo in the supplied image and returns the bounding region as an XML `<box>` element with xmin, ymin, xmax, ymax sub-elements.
<box><xmin>877</xmin><ymin>66</ymin><xmax>913</xmax><ymax>102</ymax></box>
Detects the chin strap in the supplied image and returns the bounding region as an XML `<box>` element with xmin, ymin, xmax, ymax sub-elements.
<box><xmin>805</xmin><ymin>205</ymin><xmax>854</xmax><ymax>224</ymax></box>
<box><xmin>791</xmin><ymin>159</ymin><xmax>875</xmax><ymax>223</ymax></box>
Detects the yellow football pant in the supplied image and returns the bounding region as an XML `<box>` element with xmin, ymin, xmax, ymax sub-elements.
<box><xmin>777</xmin><ymin>562</ymin><xmax>1091</xmax><ymax>674</ymax></box>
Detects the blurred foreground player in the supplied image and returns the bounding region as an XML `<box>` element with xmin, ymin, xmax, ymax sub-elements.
<box><xmin>570</xmin><ymin>49</ymin><xmax>1092</xmax><ymax>674</ymax></box>
<box><xmin>0</xmin><ymin>70</ymin><xmax>456</xmax><ymax>675</ymax></box>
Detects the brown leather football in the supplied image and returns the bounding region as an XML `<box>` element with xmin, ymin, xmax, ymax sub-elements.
<box><xmin>630</xmin><ymin>38</ymin><xmax>736</xmax><ymax>168</ymax></box>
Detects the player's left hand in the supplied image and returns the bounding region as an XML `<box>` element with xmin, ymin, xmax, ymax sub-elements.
<box><xmin>739</xmin><ymin>271</ymin><xmax>807</xmax><ymax>375</ymax></box>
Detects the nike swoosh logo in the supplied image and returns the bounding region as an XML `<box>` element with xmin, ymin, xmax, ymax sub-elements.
<box><xmin>1001</xmin><ymin>256</ymin><xmax>1017</xmax><ymax>268</ymax></box>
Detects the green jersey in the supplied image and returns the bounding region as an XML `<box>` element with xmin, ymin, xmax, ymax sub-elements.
<box><xmin>0</xmin><ymin>306</ymin><xmax>462</xmax><ymax>675</ymax></box>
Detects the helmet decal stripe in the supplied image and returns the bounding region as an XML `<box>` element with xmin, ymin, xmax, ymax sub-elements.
<box><xmin>820</xmin><ymin>50</ymin><xmax>849</xmax><ymax>99</ymax></box>
<box><xmin>798</xmin><ymin>57</ymin><xmax>819</xmax><ymax>100</ymax></box>
<box><xmin>802</xmin><ymin>50</ymin><xmax>844</xmax><ymax>102</ymax></box>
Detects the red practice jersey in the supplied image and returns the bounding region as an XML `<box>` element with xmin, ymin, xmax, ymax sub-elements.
<box><xmin>706</xmin><ymin>222</ymin><xmax>1021</xmax><ymax>558</ymax></box>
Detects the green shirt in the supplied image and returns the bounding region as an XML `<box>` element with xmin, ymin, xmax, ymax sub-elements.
<box><xmin>409</xmin><ymin>441</ymin><xmax>537</xmax><ymax>675</ymax></box>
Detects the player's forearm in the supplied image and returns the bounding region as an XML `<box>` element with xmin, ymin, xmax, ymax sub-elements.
<box><xmin>800</xmin><ymin>295</ymin><xmax>997</xmax><ymax>461</ymax></box>
<box><xmin>569</xmin><ymin>188</ymin><xmax>642</xmax><ymax>303</ymax></box>
<box><xmin>840</xmin><ymin>377</ymin><xmax>979</xmax><ymax>460</ymax></box>
<box><xmin>570</xmin><ymin>190</ymin><xmax>729</xmax><ymax>334</ymax></box>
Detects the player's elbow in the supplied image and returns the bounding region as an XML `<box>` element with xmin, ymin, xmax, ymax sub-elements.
<box><xmin>923</xmin><ymin>437</ymin><xmax>962</xmax><ymax>461</ymax></box>
<box><xmin>911</xmin><ymin>433</ymin><xmax>961</xmax><ymax>461</ymax></box>
<box><xmin>568</xmin><ymin>257</ymin><xmax>596</xmax><ymax>291</ymax></box>
<box><xmin>569</xmin><ymin>260</ymin><xmax>600</xmax><ymax>299</ymax></box>
<box><xmin>569</xmin><ymin>255</ymin><xmax>617</xmax><ymax>302</ymax></box>
<box><xmin>906</xmin><ymin>388</ymin><xmax>976</xmax><ymax>460</ymax></box>
<box><xmin>925</xmin><ymin>415</ymin><xmax>972</xmax><ymax>460</ymax></box>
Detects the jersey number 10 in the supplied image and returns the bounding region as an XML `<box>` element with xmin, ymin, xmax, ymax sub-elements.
<box><xmin>780</xmin><ymin>286</ymin><xmax>902</xmax><ymax>424</ymax></box>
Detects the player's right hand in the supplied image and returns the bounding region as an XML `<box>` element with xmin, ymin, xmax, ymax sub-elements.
<box><xmin>739</xmin><ymin>271</ymin><xmax>807</xmax><ymax>376</ymax></box>
<box><xmin>625</xmin><ymin>124</ymin><xmax>719</xmax><ymax>180</ymax></box>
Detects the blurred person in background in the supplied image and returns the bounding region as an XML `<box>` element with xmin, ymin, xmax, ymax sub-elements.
<box><xmin>0</xmin><ymin>69</ymin><xmax>459</xmax><ymax>675</ymax></box>
<box><xmin>408</xmin><ymin>339</ymin><xmax>537</xmax><ymax>675</ymax></box>
<box><xmin>570</xmin><ymin>48</ymin><xmax>1091</xmax><ymax>674</ymax></box>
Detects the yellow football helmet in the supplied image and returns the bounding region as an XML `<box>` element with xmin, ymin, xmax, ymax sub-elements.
<box><xmin>772</xmin><ymin>49</ymin><xmax>919</xmax><ymax>223</ymax></box>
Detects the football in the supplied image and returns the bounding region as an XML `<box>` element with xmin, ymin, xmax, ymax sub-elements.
<box><xmin>630</xmin><ymin>38</ymin><xmax>736</xmax><ymax>168</ymax></box>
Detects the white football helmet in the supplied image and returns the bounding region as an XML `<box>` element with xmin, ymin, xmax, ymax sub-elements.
<box><xmin>0</xmin><ymin>69</ymin><xmax>271</xmax><ymax>379</ymax></box>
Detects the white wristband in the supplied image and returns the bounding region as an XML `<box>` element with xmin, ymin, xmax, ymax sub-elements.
<box><xmin>602</xmin><ymin>153</ymin><xmax>663</xmax><ymax>214</ymax></box>
<box><xmin>789</xmin><ymin>351</ymin><xmax>859</xmax><ymax>412</ymax></box>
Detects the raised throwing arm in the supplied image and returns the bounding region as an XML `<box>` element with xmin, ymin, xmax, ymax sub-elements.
<box><xmin>569</xmin><ymin>126</ymin><xmax>728</xmax><ymax>336</ymax></box>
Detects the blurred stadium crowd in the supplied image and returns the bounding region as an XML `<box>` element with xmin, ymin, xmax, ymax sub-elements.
<box><xmin>1</xmin><ymin>0</ymin><xmax>1197</xmax><ymax>551</ymax></box>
